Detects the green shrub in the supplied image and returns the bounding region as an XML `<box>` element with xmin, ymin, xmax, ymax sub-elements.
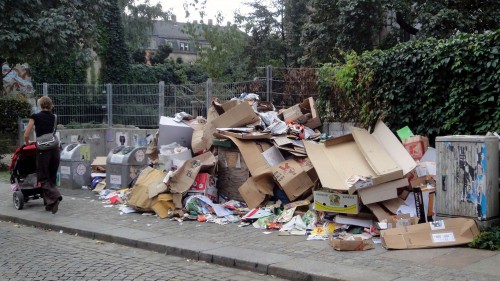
<box><xmin>469</xmin><ymin>227</ymin><xmax>500</xmax><ymax>251</ymax></box>
<box><xmin>0</xmin><ymin>96</ymin><xmax>32</xmax><ymax>153</ymax></box>
<box><xmin>318</xmin><ymin>30</ymin><xmax>500</xmax><ymax>142</ymax></box>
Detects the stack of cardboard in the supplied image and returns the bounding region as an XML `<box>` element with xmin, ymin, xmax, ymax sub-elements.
<box><xmin>123</xmin><ymin>96</ymin><xmax>479</xmax><ymax>250</ymax></box>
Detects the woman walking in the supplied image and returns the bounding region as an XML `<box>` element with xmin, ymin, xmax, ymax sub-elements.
<box><xmin>24</xmin><ymin>96</ymin><xmax>62</xmax><ymax>214</ymax></box>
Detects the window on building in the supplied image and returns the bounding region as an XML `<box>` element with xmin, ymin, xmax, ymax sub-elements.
<box><xmin>164</xmin><ymin>40</ymin><xmax>173</xmax><ymax>48</ymax></box>
<box><xmin>179</xmin><ymin>42</ymin><xmax>189</xmax><ymax>51</ymax></box>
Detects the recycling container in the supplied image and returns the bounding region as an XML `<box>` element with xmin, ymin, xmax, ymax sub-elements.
<box><xmin>106</xmin><ymin>146</ymin><xmax>147</xmax><ymax>189</ymax></box>
<box><xmin>59</xmin><ymin>143</ymin><xmax>92</xmax><ymax>189</ymax></box>
<box><xmin>436</xmin><ymin>135</ymin><xmax>499</xmax><ymax>220</ymax></box>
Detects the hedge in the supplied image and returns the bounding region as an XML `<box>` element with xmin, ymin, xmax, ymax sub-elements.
<box><xmin>0</xmin><ymin>96</ymin><xmax>32</xmax><ymax>153</ymax></box>
<box><xmin>318</xmin><ymin>30</ymin><xmax>500</xmax><ymax>143</ymax></box>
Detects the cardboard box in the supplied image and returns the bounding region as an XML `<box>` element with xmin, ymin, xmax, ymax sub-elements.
<box><xmin>238</xmin><ymin>175</ymin><xmax>275</xmax><ymax>209</ymax></box>
<box><xmin>279</xmin><ymin>97</ymin><xmax>321</xmax><ymax>129</ymax></box>
<box><xmin>313</xmin><ymin>191</ymin><xmax>361</xmax><ymax>214</ymax></box>
<box><xmin>413</xmin><ymin>186</ymin><xmax>436</xmax><ymax>223</ymax></box>
<box><xmin>128</xmin><ymin>167</ymin><xmax>166</xmax><ymax>211</ymax></box>
<box><xmin>358</xmin><ymin>178</ymin><xmax>409</xmax><ymax>205</ymax></box>
<box><xmin>151</xmin><ymin>194</ymin><xmax>176</xmax><ymax>219</ymax></box>
<box><xmin>403</xmin><ymin>135</ymin><xmax>429</xmax><ymax>160</ymax></box>
<box><xmin>201</xmin><ymin>102</ymin><xmax>261</xmax><ymax>154</ymax></box>
<box><xmin>91</xmin><ymin>157</ymin><xmax>107</xmax><ymax>173</ymax></box>
<box><xmin>272</xmin><ymin>159</ymin><xmax>315</xmax><ymax>201</ymax></box>
<box><xmin>366</xmin><ymin>197</ymin><xmax>407</xmax><ymax>221</ymax></box>
<box><xmin>211</xmin><ymin>102</ymin><xmax>260</xmax><ymax>129</ymax></box>
<box><xmin>187</xmin><ymin>173</ymin><xmax>217</xmax><ymax>201</ymax></box>
<box><xmin>158</xmin><ymin>116</ymin><xmax>194</xmax><ymax>148</ymax></box>
<box><xmin>166</xmin><ymin>152</ymin><xmax>216</xmax><ymax>194</ymax></box>
<box><xmin>304</xmin><ymin>121</ymin><xmax>416</xmax><ymax>194</ymax></box>
<box><xmin>214</xmin><ymin>144</ymin><xmax>249</xmax><ymax>202</ymax></box>
<box><xmin>158</xmin><ymin>148</ymin><xmax>192</xmax><ymax>171</ymax></box>
<box><xmin>330</xmin><ymin>237</ymin><xmax>375</xmax><ymax>251</ymax></box>
<box><xmin>225</xmin><ymin>136</ymin><xmax>273</xmax><ymax>177</ymax></box>
<box><xmin>377</xmin><ymin>214</ymin><xmax>419</xmax><ymax>230</ymax></box>
<box><xmin>381</xmin><ymin>218</ymin><xmax>480</xmax><ymax>249</ymax></box>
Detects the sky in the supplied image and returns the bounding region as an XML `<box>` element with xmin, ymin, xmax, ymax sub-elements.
<box><xmin>155</xmin><ymin>0</ymin><xmax>253</xmax><ymax>24</ymax></box>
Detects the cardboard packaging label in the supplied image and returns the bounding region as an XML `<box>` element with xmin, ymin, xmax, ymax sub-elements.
<box><xmin>272</xmin><ymin>159</ymin><xmax>314</xmax><ymax>201</ymax></box>
<box><xmin>313</xmin><ymin>191</ymin><xmax>360</xmax><ymax>214</ymax></box>
<box><xmin>381</xmin><ymin>218</ymin><xmax>480</xmax><ymax>249</ymax></box>
<box><xmin>187</xmin><ymin>173</ymin><xmax>218</xmax><ymax>202</ymax></box>
<box><xmin>403</xmin><ymin>135</ymin><xmax>429</xmax><ymax>160</ymax></box>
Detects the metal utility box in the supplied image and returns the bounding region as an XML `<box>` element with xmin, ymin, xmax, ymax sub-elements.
<box><xmin>106</xmin><ymin>146</ymin><xmax>147</xmax><ymax>189</ymax></box>
<box><xmin>59</xmin><ymin>143</ymin><xmax>92</xmax><ymax>189</ymax></box>
<box><xmin>436</xmin><ymin>136</ymin><xmax>499</xmax><ymax>220</ymax></box>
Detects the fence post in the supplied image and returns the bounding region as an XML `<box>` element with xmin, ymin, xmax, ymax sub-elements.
<box><xmin>159</xmin><ymin>81</ymin><xmax>165</xmax><ymax>120</ymax></box>
<box><xmin>43</xmin><ymin>83</ymin><xmax>48</xmax><ymax>96</ymax></box>
<box><xmin>106</xmin><ymin>83</ymin><xmax>112</xmax><ymax>128</ymax></box>
<box><xmin>266</xmin><ymin>65</ymin><xmax>272</xmax><ymax>101</ymax></box>
<box><xmin>206</xmin><ymin>78</ymin><xmax>212</xmax><ymax>116</ymax></box>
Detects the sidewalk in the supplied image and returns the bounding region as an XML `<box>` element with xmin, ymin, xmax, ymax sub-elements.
<box><xmin>1</xmin><ymin>181</ymin><xmax>499</xmax><ymax>281</ymax></box>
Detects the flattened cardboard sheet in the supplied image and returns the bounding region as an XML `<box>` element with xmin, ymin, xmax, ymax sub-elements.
<box><xmin>381</xmin><ymin>218</ymin><xmax>480</xmax><ymax>249</ymax></box>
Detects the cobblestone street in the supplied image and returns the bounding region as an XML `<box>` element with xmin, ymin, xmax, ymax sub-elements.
<box><xmin>0</xmin><ymin>220</ymin><xmax>285</xmax><ymax>281</ymax></box>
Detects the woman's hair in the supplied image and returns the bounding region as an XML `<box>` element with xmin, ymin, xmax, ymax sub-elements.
<box><xmin>37</xmin><ymin>96</ymin><xmax>53</xmax><ymax>110</ymax></box>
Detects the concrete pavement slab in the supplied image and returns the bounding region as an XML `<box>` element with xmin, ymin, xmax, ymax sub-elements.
<box><xmin>463</xmin><ymin>252</ymin><xmax>500</xmax><ymax>276</ymax></box>
<box><xmin>377</xmin><ymin>247</ymin><xmax>457</xmax><ymax>263</ymax></box>
<box><xmin>141</xmin><ymin>235</ymin><xmax>223</xmax><ymax>260</ymax></box>
<box><xmin>430</xmin><ymin>248</ymin><xmax>498</xmax><ymax>269</ymax></box>
<box><xmin>93</xmin><ymin>226</ymin><xmax>164</xmax><ymax>247</ymax></box>
<box><xmin>201</xmin><ymin>246</ymin><xmax>293</xmax><ymax>274</ymax></box>
<box><xmin>269</xmin><ymin>258</ymin><xmax>400</xmax><ymax>281</ymax></box>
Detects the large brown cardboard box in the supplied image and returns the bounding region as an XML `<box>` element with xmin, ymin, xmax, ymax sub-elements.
<box><xmin>381</xmin><ymin>218</ymin><xmax>480</xmax><ymax>249</ymax></box>
<box><xmin>128</xmin><ymin>167</ymin><xmax>166</xmax><ymax>211</ymax></box>
<box><xmin>303</xmin><ymin>121</ymin><xmax>416</xmax><ymax>194</ymax></box>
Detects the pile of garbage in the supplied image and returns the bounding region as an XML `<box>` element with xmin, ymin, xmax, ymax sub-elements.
<box><xmin>90</xmin><ymin>94</ymin><xmax>483</xmax><ymax>251</ymax></box>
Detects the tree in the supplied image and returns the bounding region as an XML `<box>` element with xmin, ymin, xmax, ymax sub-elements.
<box><xmin>118</xmin><ymin>0</ymin><xmax>170</xmax><ymax>52</ymax></box>
<box><xmin>237</xmin><ymin>0</ymin><xmax>288</xmax><ymax>68</ymax></box>
<box><xmin>100</xmin><ymin>0</ymin><xmax>130</xmax><ymax>83</ymax></box>
<box><xmin>413</xmin><ymin>0</ymin><xmax>500</xmax><ymax>39</ymax></box>
<box><xmin>184</xmin><ymin>18</ymin><xmax>250</xmax><ymax>82</ymax></box>
<box><xmin>284</xmin><ymin>0</ymin><xmax>309</xmax><ymax>67</ymax></box>
<box><xmin>149</xmin><ymin>44</ymin><xmax>173</xmax><ymax>65</ymax></box>
<box><xmin>301</xmin><ymin>0</ymin><xmax>384</xmax><ymax>65</ymax></box>
<box><xmin>0</xmin><ymin>0</ymin><xmax>111</xmax><ymax>74</ymax></box>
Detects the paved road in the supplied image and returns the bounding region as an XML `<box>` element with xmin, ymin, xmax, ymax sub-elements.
<box><xmin>0</xmin><ymin>220</ymin><xmax>286</xmax><ymax>281</ymax></box>
<box><xmin>2</xmin><ymin>182</ymin><xmax>500</xmax><ymax>281</ymax></box>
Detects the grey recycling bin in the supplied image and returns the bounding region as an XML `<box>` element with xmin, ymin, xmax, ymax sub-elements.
<box><xmin>59</xmin><ymin>143</ymin><xmax>92</xmax><ymax>189</ymax></box>
<box><xmin>106</xmin><ymin>146</ymin><xmax>147</xmax><ymax>189</ymax></box>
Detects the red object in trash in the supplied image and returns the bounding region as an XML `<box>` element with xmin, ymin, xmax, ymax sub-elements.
<box><xmin>197</xmin><ymin>214</ymin><xmax>207</xmax><ymax>222</ymax></box>
<box><xmin>109</xmin><ymin>195</ymin><xmax>120</xmax><ymax>204</ymax></box>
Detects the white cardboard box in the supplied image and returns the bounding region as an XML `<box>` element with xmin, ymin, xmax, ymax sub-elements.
<box><xmin>158</xmin><ymin>116</ymin><xmax>193</xmax><ymax>148</ymax></box>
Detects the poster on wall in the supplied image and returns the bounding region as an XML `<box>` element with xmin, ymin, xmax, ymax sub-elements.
<box><xmin>116</xmin><ymin>132</ymin><xmax>128</xmax><ymax>146</ymax></box>
<box><xmin>2</xmin><ymin>63</ymin><xmax>34</xmax><ymax>96</ymax></box>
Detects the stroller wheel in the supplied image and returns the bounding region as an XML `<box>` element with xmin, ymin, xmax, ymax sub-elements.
<box><xmin>13</xmin><ymin>191</ymin><xmax>24</xmax><ymax>210</ymax></box>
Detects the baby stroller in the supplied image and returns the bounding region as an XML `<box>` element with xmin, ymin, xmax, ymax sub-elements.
<box><xmin>9</xmin><ymin>143</ymin><xmax>43</xmax><ymax>210</ymax></box>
